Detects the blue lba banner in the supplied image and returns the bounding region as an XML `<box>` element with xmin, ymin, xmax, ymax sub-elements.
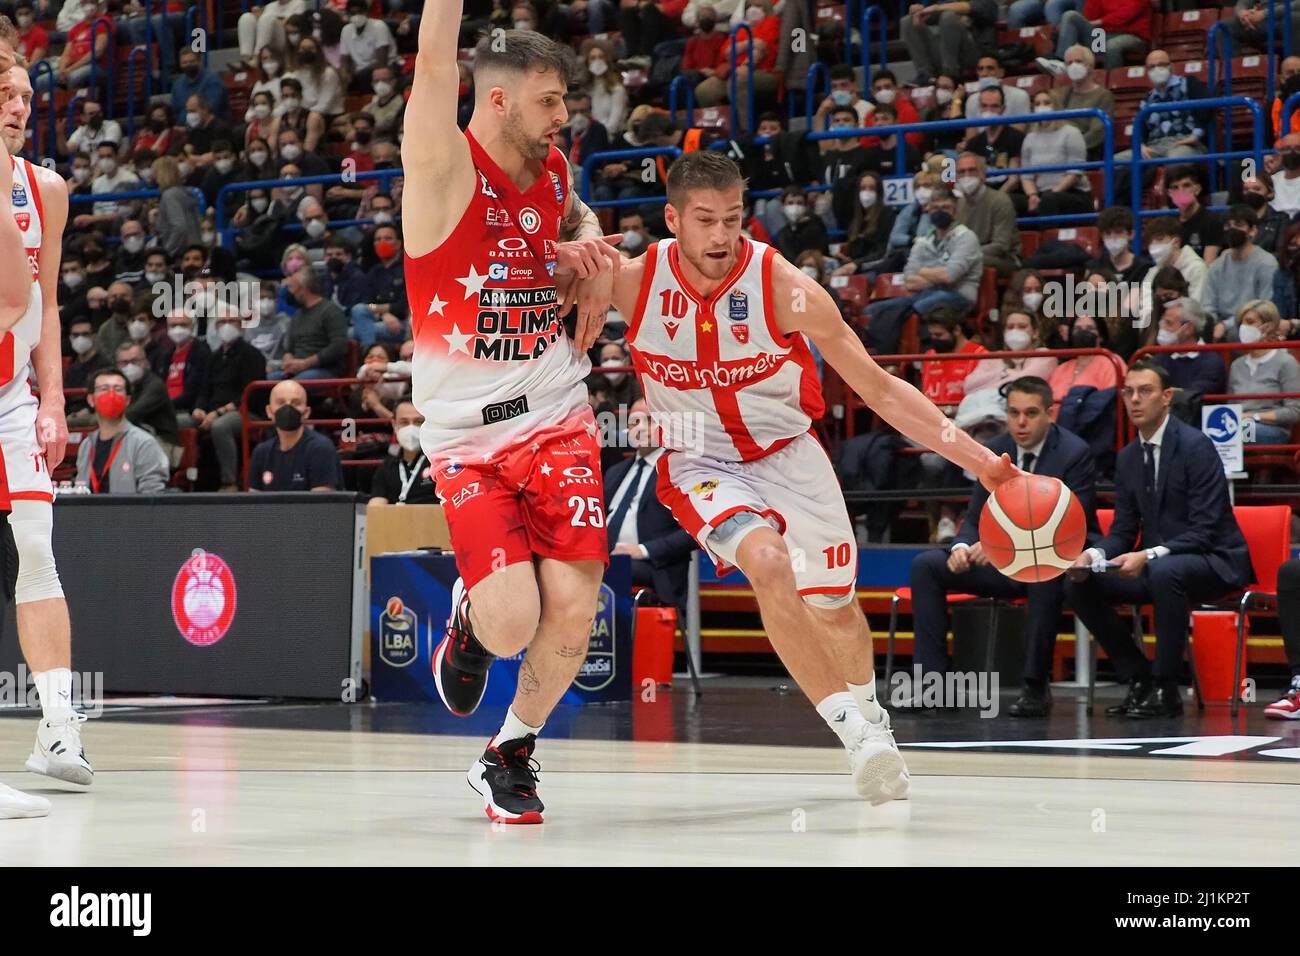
<box><xmin>371</xmin><ymin>552</ymin><xmax>633</xmax><ymax>704</ymax></box>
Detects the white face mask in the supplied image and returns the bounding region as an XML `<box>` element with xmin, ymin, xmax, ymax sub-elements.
<box><xmin>1238</xmin><ymin>324</ymin><xmax>1264</xmax><ymax>344</ymax></box>
<box><xmin>800</xmin><ymin>265</ymin><xmax>820</xmax><ymax>279</ymax></box>
<box><xmin>252</xmin><ymin>104</ymin><xmax>271</xmax><ymax>121</ymax></box>
<box><xmin>874</xmin><ymin>87</ymin><xmax>896</xmax><ymax>105</ymax></box>
<box><xmin>1033</xmin><ymin>104</ymin><xmax>1053</xmax><ymax>114</ymax></box>
<box><xmin>186</xmin><ymin>111</ymin><xmax>202</xmax><ymax>128</ymax></box>
<box><xmin>1148</xmin><ymin>242</ymin><xmax>1173</xmax><ymax>263</ymax></box>
<box><xmin>588</xmin><ymin>59</ymin><xmax>608</xmax><ymax>77</ymax></box>
<box><xmin>1156</xmin><ymin>327</ymin><xmax>1181</xmax><ymax>346</ymax></box>
<box><xmin>396</xmin><ymin>424</ymin><xmax>423</xmax><ymax>453</ymax></box>
<box><xmin>1066</xmin><ymin>61</ymin><xmax>1090</xmax><ymax>82</ymax></box>
<box><xmin>1003</xmin><ymin>328</ymin><xmax>1032</xmax><ymax>351</ymax></box>
<box><xmin>217</xmin><ymin>322</ymin><xmax>242</xmax><ymax>344</ymax></box>
<box><xmin>70</xmin><ymin>335</ymin><xmax>94</xmax><ymax>355</ymax></box>
<box><xmin>281</xmin><ymin>143</ymin><xmax>302</xmax><ymax>161</ymax></box>
<box><xmin>746</xmin><ymin>6</ymin><xmax>764</xmax><ymax>24</ymax></box>
<box><xmin>977</xmin><ymin>76</ymin><xmax>999</xmax><ymax>90</ymax></box>
<box><xmin>374</xmin><ymin>81</ymin><xmax>393</xmax><ymax>98</ymax></box>
<box><xmin>1148</xmin><ymin>66</ymin><xmax>1171</xmax><ymax>86</ymax></box>
<box><xmin>168</xmin><ymin>325</ymin><xmax>193</xmax><ymax>344</ymax></box>
<box><xmin>178</xmin><ymin>160</ymin><xmax>193</xmax><ymax>178</ymax></box>
<box><xmin>63</xmin><ymin>272</ymin><xmax>84</xmax><ymax>289</ymax></box>
<box><xmin>120</xmin><ymin>362</ymin><xmax>144</xmax><ymax>384</ymax></box>
<box><xmin>957</xmin><ymin>175</ymin><xmax>981</xmax><ymax>196</ymax></box>
<box><xmin>372</xmin><ymin>211</ymin><xmax>394</xmax><ymax>225</ymax></box>
<box><xmin>621</xmin><ymin>229</ymin><xmax>644</xmax><ymax>251</ymax></box>
<box><xmin>1104</xmin><ymin>236</ymin><xmax>1129</xmax><ymax>257</ymax></box>
<box><xmin>281</xmin><ymin>98</ymin><xmax>301</xmax><ymax>114</ymax></box>
<box><xmin>139</xmin><ymin>166</ymin><xmax>156</xmax><ymax>184</ymax></box>
<box><xmin>351</xmin><ymin>14</ymin><xmax>367</xmax><ymax>29</ymax></box>
<box><xmin>1021</xmin><ymin>291</ymin><xmax>1043</xmax><ymax>312</ymax></box>
<box><xmin>783</xmin><ymin>203</ymin><xmax>805</xmax><ymax>221</ymax></box>
<box><xmin>260</xmin><ymin>298</ymin><xmax>276</xmax><ymax>317</ymax></box>
<box><xmin>128</xmin><ymin>320</ymin><xmax>151</xmax><ymax>340</ymax></box>
<box><xmin>97</xmin><ymin>157</ymin><xmax>115</xmax><ymax>174</ymax></box>
<box><xmin>145</xmin><ymin>270</ymin><xmax>166</xmax><ymax>284</ymax></box>
<box><xmin>935</xmin><ymin>88</ymin><xmax>953</xmax><ymax>105</ymax></box>
<box><xmin>914</xmin><ymin>186</ymin><xmax>933</xmax><ymax>205</ymax></box>
<box><xmin>215</xmin><ymin>158</ymin><xmax>234</xmax><ymax>175</ymax></box>
<box><xmin>514</xmin><ymin>19</ymin><xmax>533</xmax><ymax>30</ymax></box>
<box><xmin>859</xmin><ymin>190</ymin><xmax>877</xmax><ymax>208</ymax></box>
<box><xmin>305</xmin><ymin>219</ymin><xmax>327</xmax><ymax>239</ymax></box>
<box><xmin>252</xmin><ymin>197</ymin><xmax>269</xmax><ymax>214</ymax></box>
<box><xmin>263</xmin><ymin>60</ymin><xmax>280</xmax><ymax>76</ymax></box>
<box><xmin>123</xmin><ymin>236</ymin><xmax>144</xmax><ymax>254</ymax></box>
<box><xmin>73</xmin><ymin>167</ymin><xmax>90</xmax><ymax>183</ymax></box>
<box><xmin>980</xmin><ymin>109</ymin><xmax>1000</xmax><ymax>118</ymax></box>
<box><xmin>248</xmin><ymin>150</ymin><xmax>268</xmax><ymax>167</ymax></box>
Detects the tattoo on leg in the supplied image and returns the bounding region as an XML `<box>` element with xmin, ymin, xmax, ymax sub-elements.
<box><xmin>519</xmin><ymin>660</ymin><xmax>541</xmax><ymax>696</ymax></box>
<box><xmin>556</xmin><ymin>644</ymin><xmax>586</xmax><ymax>659</ymax></box>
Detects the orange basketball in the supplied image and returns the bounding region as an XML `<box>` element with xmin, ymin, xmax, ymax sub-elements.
<box><xmin>979</xmin><ymin>475</ymin><xmax>1087</xmax><ymax>583</ymax></box>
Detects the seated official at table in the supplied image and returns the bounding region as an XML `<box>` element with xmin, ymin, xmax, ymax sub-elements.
<box><xmin>908</xmin><ymin>376</ymin><xmax>1099</xmax><ymax>717</ymax></box>
<box><xmin>603</xmin><ymin>399</ymin><xmax>698</xmax><ymax>616</ymax></box>
<box><xmin>1064</xmin><ymin>360</ymin><xmax>1255</xmax><ymax>718</ymax></box>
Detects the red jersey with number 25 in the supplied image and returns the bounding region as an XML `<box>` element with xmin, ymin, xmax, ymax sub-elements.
<box><xmin>405</xmin><ymin>130</ymin><xmax>588</xmax><ymax>467</ymax></box>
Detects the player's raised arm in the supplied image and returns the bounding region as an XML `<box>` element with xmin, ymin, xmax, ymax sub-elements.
<box><xmin>771</xmin><ymin>254</ymin><xmax>1019</xmax><ymax>492</ymax></box>
<box><xmin>400</xmin><ymin>0</ymin><xmax>475</xmax><ymax>257</ymax></box>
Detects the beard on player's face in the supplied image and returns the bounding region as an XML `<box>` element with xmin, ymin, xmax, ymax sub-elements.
<box><xmin>505</xmin><ymin>104</ymin><xmax>559</xmax><ymax>161</ymax></box>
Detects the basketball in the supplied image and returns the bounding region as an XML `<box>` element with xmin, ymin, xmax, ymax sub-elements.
<box><xmin>979</xmin><ymin>475</ymin><xmax>1087</xmax><ymax>583</ymax></box>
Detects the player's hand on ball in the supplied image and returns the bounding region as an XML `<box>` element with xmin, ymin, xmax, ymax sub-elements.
<box><xmin>977</xmin><ymin>452</ymin><xmax>1021</xmax><ymax>493</ymax></box>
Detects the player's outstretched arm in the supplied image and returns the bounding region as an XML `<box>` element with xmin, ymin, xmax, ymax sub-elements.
<box><xmin>31</xmin><ymin>167</ymin><xmax>69</xmax><ymax>468</ymax></box>
<box><xmin>771</xmin><ymin>255</ymin><xmax>1019</xmax><ymax>492</ymax></box>
<box><xmin>401</xmin><ymin>0</ymin><xmax>474</xmax><ymax>257</ymax></box>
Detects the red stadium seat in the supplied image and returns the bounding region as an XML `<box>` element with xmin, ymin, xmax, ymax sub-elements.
<box><xmin>1173</xmin><ymin>59</ymin><xmax>1210</xmax><ymax>80</ymax></box>
<box><xmin>997</xmin><ymin>25</ymin><xmax>1053</xmax><ymax>56</ymax></box>
<box><xmin>1009</xmin><ymin>73</ymin><xmax>1051</xmax><ymax>101</ymax></box>
<box><xmin>1020</xmin><ymin>230</ymin><xmax>1041</xmax><ymax>260</ymax></box>
<box><xmin>829</xmin><ymin>273</ymin><xmax>871</xmax><ymax>317</ymax></box>
<box><xmin>1042</xmin><ymin>226</ymin><xmax>1099</xmax><ymax>259</ymax></box>
<box><xmin>975</xmin><ymin>267</ymin><xmax>998</xmax><ymax>323</ymax></box>
<box><xmin>1108</xmin><ymin>65</ymin><xmax>1151</xmax><ymax>95</ymax></box>
<box><xmin>873</xmin><ymin>272</ymin><xmax>910</xmax><ymax>300</ymax></box>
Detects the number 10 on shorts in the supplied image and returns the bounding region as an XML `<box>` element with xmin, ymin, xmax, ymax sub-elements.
<box><xmin>824</xmin><ymin>542</ymin><xmax>851</xmax><ymax>568</ymax></box>
<box><xmin>569</xmin><ymin>496</ymin><xmax>605</xmax><ymax>527</ymax></box>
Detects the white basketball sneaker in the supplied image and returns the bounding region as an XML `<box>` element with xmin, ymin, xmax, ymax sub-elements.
<box><xmin>26</xmin><ymin>713</ymin><xmax>93</xmax><ymax>786</ymax></box>
<box><xmin>849</xmin><ymin>713</ymin><xmax>910</xmax><ymax>804</ymax></box>
<box><xmin>0</xmin><ymin>782</ymin><xmax>49</xmax><ymax>818</ymax></box>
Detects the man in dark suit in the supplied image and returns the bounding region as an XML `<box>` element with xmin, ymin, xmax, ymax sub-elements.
<box><xmin>1065</xmin><ymin>360</ymin><xmax>1255</xmax><ymax>718</ymax></box>
<box><xmin>603</xmin><ymin>399</ymin><xmax>697</xmax><ymax>615</ymax></box>
<box><xmin>909</xmin><ymin>377</ymin><xmax>1100</xmax><ymax>717</ymax></box>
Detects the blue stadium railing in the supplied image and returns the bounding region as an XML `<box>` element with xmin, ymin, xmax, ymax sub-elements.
<box><xmin>213</xmin><ymin>170</ymin><xmax>407</xmax><ymax>248</ymax></box>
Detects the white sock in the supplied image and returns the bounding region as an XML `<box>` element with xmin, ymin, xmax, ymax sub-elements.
<box><xmin>847</xmin><ymin>676</ymin><xmax>885</xmax><ymax>724</ymax></box>
<box><xmin>33</xmin><ymin>668</ymin><xmax>74</xmax><ymax>721</ymax></box>
<box><xmin>492</xmin><ymin>707</ymin><xmax>543</xmax><ymax>746</ymax></box>
<box><xmin>816</xmin><ymin>692</ymin><xmax>867</xmax><ymax>750</ymax></box>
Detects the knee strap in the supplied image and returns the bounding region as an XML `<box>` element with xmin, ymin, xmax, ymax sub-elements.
<box><xmin>9</xmin><ymin>499</ymin><xmax>62</xmax><ymax>604</ymax></box>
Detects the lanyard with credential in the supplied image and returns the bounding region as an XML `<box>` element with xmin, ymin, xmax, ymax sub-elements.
<box><xmin>89</xmin><ymin>436</ymin><xmax>125</xmax><ymax>494</ymax></box>
<box><xmin>396</xmin><ymin>454</ymin><xmax>427</xmax><ymax>505</ymax></box>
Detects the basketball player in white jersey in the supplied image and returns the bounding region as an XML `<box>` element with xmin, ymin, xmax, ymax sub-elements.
<box><xmin>403</xmin><ymin>3</ymin><xmax>621</xmax><ymax>823</ymax></box>
<box><xmin>0</xmin><ymin>63</ymin><xmax>90</xmax><ymax>823</ymax></box>
<box><xmin>593</xmin><ymin>153</ymin><xmax>1020</xmax><ymax>802</ymax></box>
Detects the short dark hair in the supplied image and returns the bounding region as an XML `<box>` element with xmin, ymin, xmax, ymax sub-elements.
<box><xmin>473</xmin><ymin>29</ymin><xmax>573</xmax><ymax>86</ymax></box>
<box><xmin>756</xmin><ymin>111</ymin><xmax>783</xmax><ymax>128</ymax></box>
<box><xmin>666</xmin><ymin>151</ymin><xmax>746</xmax><ymax>207</ymax></box>
<box><xmin>1144</xmin><ymin>215</ymin><xmax>1182</xmax><ymax>243</ymax></box>
<box><xmin>978</xmin><ymin>84</ymin><xmax>1006</xmax><ymax>107</ymax></box>
<box><xmin>1166</xmin><ymin>164</ymin><xmax>1201</xmax><ymax>188</ymax></box>
<box><xmin>1128</xmin><ymin>358</ymin><xmax>1171</xmax><ymax>389</ymax></box>
<box><xmin>830</xmin><ymin>105</ymin><xmax>860</xmax><ymax>124</ymax></box>
<box><xmin>1096</xmin><ymin>206</ymin><xmax>1135</xmax><ymax>233</ymax></box>
<box><xmin>1002</xmin><ymin>375</ymin><xmax>1054</xmax><ymax>408</ymax></box>
<box><xmin>281</xmin><ymin>77</ymin><xmax>304</xmax><ymax>95</ymax></box>
<box><xmin>325</xmin><ymin>236</ymin><xmax>354</xmax><ymax>255</ymax></box>
<box><xmin>90</xmin><ymin>367</ymin><xmax>131</xmax><ymax>397</ymax></box>
<box><xmin>781</xmin><ymin>184</ymin><xmax>807</xmax><ymax>201</ymax></box>
<box><xmin>1226</xmin><ymin>203</ymin><xmax>1258</xmax><ymax>227</ymax></box>
<box><xmin>638</xmin><ymin>112</ymin><xmax>678</xmax><ymax>142</ymax></box>
<box><xmin>830</xmin><ymin>64</ymin><xmax>855</xmax><ymax>83</ymax></box>
<box><xmin>871</xmin><ymin>68</ymin><xmax>897</xmax><ymax>87</ymax></box>
<box><xmin>925</xmin><ymin>304</ymin><xmax>967</xmax><ymax>330</ymax></box>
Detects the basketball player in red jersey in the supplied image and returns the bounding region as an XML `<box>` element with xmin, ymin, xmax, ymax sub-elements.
<box><xmin>0</xmin><ymin>64</ymin><xmax>89</xmax><ymax>824</ymax></box>
<box><xmin>403</xmin><ymin>4</ymin><xmax>622</xmax><ymax>824</ymax></box>
<box><xmin>0</xmin><ymin>50</ymin><xmax>82</xmax><ymax>820</ymax></box>
<box><xmin>593</xmin><ymin>153</ymin><xmax>1020</xmax><ymax>802</ymax></box>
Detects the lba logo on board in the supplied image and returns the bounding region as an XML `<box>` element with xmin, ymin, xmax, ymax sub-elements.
<box><xmin>171</xmin><ymin>549</ymin><xmax>237</xmax><ymax>646</ymax></box>
<box><xmin>379</xmin><ymin>596</ymin><xmax>419</xmax><ymax>667</ymax></box>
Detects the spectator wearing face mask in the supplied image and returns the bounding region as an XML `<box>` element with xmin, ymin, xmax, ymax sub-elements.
<box><xmin>792</xmin><ymin>250</ymin><xmax>846</xmax><ymax>335</ymax></box>
<box><xmin>884</xmin><ymin>168</ymin><xmax>941</xmax><ymax>271</ymax></box>
<box><xmin>340</xmin><ymin>0</ymin><xmax>392</xmax><ymax>92</ymax></box>
<box><xmin>813</xmin><ymin>63</ymin><xmax>871</xmax><ymax>132</ymax></box>
<box><xmin>152</xmin><ymin>308</ymin><xmax>212</xmax><ymax>428</ymax></box>
<box><xmin>1048</xmin><ymin>311</ymin><xmax>1118</xmax><ymax>408</ymax></box>
<box><xmin>693</xmin><ymin>0</ymin><xmax>782</xmax><ymax>133</ymax></box>
<box><xmin>369</xmin><ymin>399</ymin><xmax>438</xmax><ymax>505</ymax></box>
<box><xmin>365</xmin><ymin>64</ymin><xmax>405</xmax><ymax>137</ymax></box>
<box><xmin>1138</xmin><ymin>217</ymin><xmax>1207</xmax><ymax>321</ymax></box>
<box><xmin>290</xmin><ymin>37</ymin><xmax>344</xmax><ymax>118</ymax></box>
<box><xmin>858</xmin><ymin>104</ymin><xmax>922</xmax><ymax>180</ymax></box>
<box><xmin>919</xmin><ymin>74</ymin><xmax>965</xmax><ymax>154</ymax></box>
<box><xmin>364</xmin><ymin>224</ymin><xmax>408</xmax><ymax>332</ymax></box>
<box><xmin>1112</xmin><ymin>55</ymin><xmax>1212</xmax><ymax>203</ymax></box>
<box><xmin>1047</xmin><ymin>46</ymin><xmax>1113</xmax><ymax>158</ymax></box>
<box><xmin>322</xmin><ymin>237</ymin><xmax>378</xmax><ymax>343</ymax></box>
<box><xmin>251</xmin><ymin>47</ymin><xmax>287</xmax><ymax>105</ymax></box>
<box><xmin>63</xmin><ymin>100</ymin><xmax>122</xmax><ymax>158</ymax></box>
<box><xmin>832</xmin><ymin>171</ymin><xmax>897</xmax><ymax>280</ymax></box>
<box><xmin>92</xmin><ymin>283</ymin><xmax>142</xmax><ymax>356</ymax></box>
<box><xmin>1089</xmin><ymin>206</ymin><xmax>1153</xmax><ymax>286</ymax></box>
<box><xmin>1203</xmin><ymin>205</ymin><xmax>1278</xmax><ymax>342</ymax></box>
<box><xmin>580</xmin><ymin>39</ymin><xmax>628</xmax><ymax>138</ymax></box>
<box><xmin>81</xmin><ymin>240</ymin><xmax>118</xmax><ymax>292</ymax></box>
<box><xmin>183</xmin><ymin>97</ymin><xmax>236</xmax><ymax>174</ymax></box>
<box><xmin>15</xmin><ymin>3</ymin><xmax>49</xmax><ymax>66</ymax></box>
<box><xmin>247</xmin><ymin>280</ymin><xmax>292</xmax><ymax>371</ymax></box>
<box><xmin>1003</xmin><ymin>269</ymin><xmax>1047</xmax><ymax>332</ymax></box>
<box><xmin>192</xmin><ymin>308</ymin><xmax>268</xmax><ymax>491</ymax></box>
<box><xmin>773</xmin><ymin>186</ymin><xmax>829</xmax><ymax>263</ymax></box>
<box><xmin>963</xmin><ymin>57</ymin><xmax>1032</xmax><ymax>124</ymax></box>
<box><xmin>560</xmin><ymin>91</ymin><xmax>608</xmax><ymax>169</ymax></box>
<box><xmin>171</xmin><ymin>48</ymin><xmax>230</xmax><ymax>119</ymax></box>
<box><xmin>153</xmin><ymin>156</ymin><xmax>203</xmax><ymax>257</ymax></box>
<box><xmin>616</xmin><ymin>211</ymin><xmax>652</xmax><ymax>259</ymax></box>
<box><xmin>132</xmin><ymin>104</ymin><xmax>178</xmax><ymax>158</ymax></box>
<box><xmin>76</xmin><ymin>368</ymin><xmax>171</xmax><ymax>495</ymax></box>
<box><xmin>296</xmin><ymin>198</ymin><xmax>333</xmax><ymax>266</ymax></box>
<box><xmin>961</xmin><ymin>86</ymin><xmax>1023</xmax><ymax>194</ymax></box>
<box><xmin>1150</xmin><ymin>296</ymin><xmax>1226</xmax><ymax>404</ymax></box>
<box><xmin>42</xmin><ymin>1</ymin><xmax>112</xmax><ymax>94</ymax></box>
<box><xmin>1011</xmin><ymin>90</ymin><xmax>1092</xmax><ymax>218</ymax></box>
<box><xmin>199</xmin><ymin>140</ymin><xmax>242</xmax><ymax>210</ymax></box>
<box><xmin>244</xmin><ymin>92</ymin><xmax>278</xmax><ymax>149</ymax></box>
<box><xmin>248</xmin><ymin>379</ymin><xmax>343</xmax><ymax>492</ymax></box>
<box><xmin>274</xmin><ymin>264</ymin><xmax>349</xmax><ymax>381</ymax></box>
<box><xmin>596</xmin><ymin>341</ymin><xmax>642</xmax><ymax>408</ymax></box>
<box><xmin>275</xmin><ymin>127</ymin><xmax>330</xmax><ymax>181</ymax></box>
<box><xmin>65</xmin><ymin>318</ymin><xmax>111</xmax><ymax>392</ymax></box>
<box><xmin>963</xmin><ymin>309</ymin><xmax>1058</xmax><ymax>398</ymax></box>
<box><xmin>863</xmin><ymin>70</ymin><xmax>923</xmax><ymax>150</ymax></box>
<box><xmin>1038</xmin><ymin>0</ymin><xmax>1151</xmax><ymax>71</ymax></box>
<box><xmin>1243</xmin><ymin>170</ymin><xmax>1289</xmax><ymax>258</ymax></box>
<box><xmin>58</xmin><ymin>255</ymin><xmax>90</xmax><ymax>316</ymax></box>
<box><xmin>138</xmin><ymin>250</ymin><xmax>171</xmax><ymax>294</ymax></box>
<box><xmin>242</xmin><ymin>141</ymin><xmax>276</xmax><ymax>183</ymax></box>
<box><xmin>114</xmin><ymin>220</ymin><xmax>150</xmax><ymax>287</ymax></box>
<box><xmin>954</xmin><ymin>152</ymin><xmax>1021</xmax><ymax>278</ymax></box>
<box><xmin>679</xmin><ymin>5</ymin><xmax>729</xmax><ymax>89</ymax></box>
<box><xmin>115</xmin><ymin>341</ymin><xmax>182</xmax><ymax>464</ymax></box>
<box><xmin>78</xmin><ymin>142</ymin><xmax>139</xmax><ymax>232</ymax></box>
<box><xmin>237</xmin><ymin>0</ymin><xmax>306</xmax><ymax>70</ymax></box>
<box><xmin>272</xmin><ymin>79</ymin><xmax>327</xmax><ymax>156</ymax></box>
<box><xmin>1272</xmin><ymin>134</ymin><xmax>1300</xmax><ymax>216</ymax></box>
<box><xmin>66</xmin><ymin>155</ymin><xmax>94</xmax><ymax>198</ymax></box>
<box><xmin>1229</xmin><ymin>300</ymin><xmax>1300</xmax><ymax>444</ymax></box>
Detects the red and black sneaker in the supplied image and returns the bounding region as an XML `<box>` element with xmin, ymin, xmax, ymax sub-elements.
<box><xmin>1265</xmin><ymin>676</ymin><xmax>1300</xmax><ymax>720</ymax></box>
<box><xmin>433</xmin><ymin>577</ymin><xmax>494</xmax><ymax>717</ymax></box>
<box><xmin>467</xmin><ymin>734</ymin><xmax>544</xmax><ymax>824</ymax></box>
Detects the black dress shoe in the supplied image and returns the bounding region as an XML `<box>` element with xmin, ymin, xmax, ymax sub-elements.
<box><xmin>1127</xmin><ymin>683</ymin><xmax>1184</xmax><ymax>719</ymax></box>
<box><xmin>1008</xmin><ymin>683</ymin><xmax>1052</xmax><ymax>717</ymax></box>
<box><xmin>1105</xmin><ymin>678</ymin><xmax>1153</xmax><ymax>716</ymax></box>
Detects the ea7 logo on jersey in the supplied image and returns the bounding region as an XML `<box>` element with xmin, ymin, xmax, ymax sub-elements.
<box><xmin>450</xmin><ymin>481</ymin><xmax>482</xmax><ymax>508</ymax></box>
<box><xmin>485</xmin><ymin>207</ymin><xmax>511</xmax><ymax>228</ymax></box>
<box><xmin>478</xmin><ymin>171</ymin><xmax>498</xmax><ymax>199</ymax></box>
<box><xmin>519</xmin><ymin>207</ymin><xmax>541</xmax><ymax>235</ymax></box>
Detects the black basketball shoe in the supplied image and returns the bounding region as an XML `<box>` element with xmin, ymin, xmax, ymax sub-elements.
<box><xmin>433</xmin><ymin>577</ymin><xmax>493</xmax><ymax>716</ymax></box>
<box><xmin>468</xmin><ymin>734</ymin><xmax>545</xmax><ymax>824</ymax></box>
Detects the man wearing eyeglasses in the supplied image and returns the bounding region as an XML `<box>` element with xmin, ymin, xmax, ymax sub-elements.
<box><xmin>1063</xmin><ymin>360</ymin><xmax>1254</xmax><ymax>718</ymax></box>
<box><xmin>74</xmin><ymin>367</ymin><xmax>170</xmax><ymax>494</ymax></box>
